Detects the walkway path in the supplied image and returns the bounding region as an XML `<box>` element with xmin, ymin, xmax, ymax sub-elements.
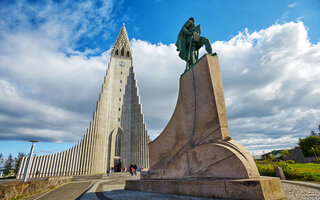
<box><xmin>23</xmin><ymin>173</ymin><xmax>320</xmax><ymax>200</ymax></box>
<box><xmin>24</xmin><ymin>174</ymin><xmax>102</xmax><ymax>200</ymax></box>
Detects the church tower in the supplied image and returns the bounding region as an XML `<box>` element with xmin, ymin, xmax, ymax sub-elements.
<box><xmin>16</xmin><ymin>25</ymin><xmax>150</xmax><ymax>178</ymax></box>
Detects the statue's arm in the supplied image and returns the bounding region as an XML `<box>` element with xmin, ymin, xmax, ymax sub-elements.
<box><xmin>181</xmin><ymin>27</ymin><xmax>192</xmax><ymax>35</ymax></box>
<box><xmin>181</xmin><ymin>21</ymin><xmax>193</xmax><ymax>36</ymax></box>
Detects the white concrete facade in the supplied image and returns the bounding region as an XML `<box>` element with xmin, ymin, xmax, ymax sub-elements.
<box><xmin>17</xmin><ymin>26</ymin><xmax>150</xmax><ymax>179</ymax></box>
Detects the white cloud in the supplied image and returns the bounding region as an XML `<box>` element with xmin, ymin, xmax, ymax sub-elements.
<box><xmin>210</xmin><ymin>22</ymin><xmax>320</xmax><ymax>154</ymax></box>
<box><xmin>288</xmin><ymin>2</ymin><xmax>297</xmax><ymax>8</ymax></box>
<box><xmin>131</xmin><ymin>21</ymin><xmax>320</xmax><ymax>155</ymax></box>
<box><xmin>0</xmin><ymin>33</ymin><xmax>109</xmax><ymax>142</ymax></box>
<box><xmin>0</xmin><ymin>18</ymin><xmax>320</xmax><ymax>155</ymax></box>
<box><xmin>297</xmin><ymin>16</ymin><xmax>304</xmax><ymax>21</ymax></box>
<box><xmin>131</xmin><ymin>40</ymin><xmax>184</xmax><ymax>129</ymax></box>
<box><xmin>0</xmin><ymin>0</ymin><xmax>116</xmax><ymax>51</ymax></box>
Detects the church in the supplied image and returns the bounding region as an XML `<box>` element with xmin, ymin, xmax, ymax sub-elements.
<box><xmin>17</xmin><ymin>25</ymin><xmax>150</xmax><ymax>178</ymax></box>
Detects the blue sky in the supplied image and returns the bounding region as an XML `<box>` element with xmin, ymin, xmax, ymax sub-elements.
<box><xmin>0</xmin><ymin>0</ymin><xmax>320</xmax><ymax>158</ymax></box>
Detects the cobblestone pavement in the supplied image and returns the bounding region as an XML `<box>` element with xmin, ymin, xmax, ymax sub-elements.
<box><xmin>282</xmin><ymin>182</ymin><xmax>320</xmax><ymax>200</ymax></box>
<box><xmin>95</xmin><ymin>174</ymin><xmax>320</xmax><ymax>200</ymax></box>
<box><xmin>22</xmin><ymin>173</ymin><xmax>320</xmax><ymax>200</ymax></box>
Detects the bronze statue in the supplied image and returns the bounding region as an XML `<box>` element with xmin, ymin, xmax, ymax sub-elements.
<box><xmin>176</xmin><ymin>17</ymin><xmax>214</xmax><ymax>71</ymax></box>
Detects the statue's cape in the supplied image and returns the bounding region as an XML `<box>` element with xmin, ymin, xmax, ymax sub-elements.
<box><xmin>175</xmin><ymin>20</ymin><xmax>203</xmax><ymax>62</ymax></box>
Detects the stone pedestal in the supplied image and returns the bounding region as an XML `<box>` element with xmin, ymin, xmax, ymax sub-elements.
<box><xmin>126</xmin><ymin>176</ymin><xmax>284</xmax><ymax>200</ymax></box>
<box><xmin>275</xmin><ymin>167</ymin><xmax>286</xmax><ymax>180</ymax></box>
<box><xmin>125</xmin><ymin>54</ymin><xmax>286</xmax><ymax>199</ymax></box>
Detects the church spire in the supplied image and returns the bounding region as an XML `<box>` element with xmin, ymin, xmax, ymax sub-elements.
<box><xmin>112</xmin><ymin>24</ymin><xmax>132</xmax><ymax>58</ymax></box>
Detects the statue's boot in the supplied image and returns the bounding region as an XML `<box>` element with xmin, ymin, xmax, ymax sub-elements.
<box><xmin>205</xmin><ymin>42</ymin><xmax>212</xmax><ymax>54</ymax></box>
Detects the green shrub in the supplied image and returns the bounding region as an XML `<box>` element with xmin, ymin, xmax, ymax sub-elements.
<box><xmin>256</xmin><ymin>161</ymin><xmax>320</xmax><ymax>181</ymax></box>
<box><xmin>314</xmin><ymin>158</ymin><xmax>320</xmax><ymax>164</ymax></box>
<box><xmin>256</xmin><ymin>163</ymin><xmax>276</xmax><ymax>177</ymax></box>
<box><xmin>286</xmin><ymin>160</ymin><xmax>295</xmax><ymax>164</ymax></box>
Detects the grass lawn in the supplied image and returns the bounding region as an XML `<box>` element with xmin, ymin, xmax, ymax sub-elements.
<box><xmin>290</xmin><ymin>163</ymin><xmax>320</xmax><ymax>171</ymax></box>
<box><xmin>289</xmin><ymin>163</ymin><xmax>320</xmax><ymax>182</ymax></box>
<box><xmin>256</xmin><ymin>161</ymin><xmax>320</xmax><ymax>182</ymax></box>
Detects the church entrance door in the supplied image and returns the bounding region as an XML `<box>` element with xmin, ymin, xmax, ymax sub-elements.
<box><xmin>114</xmin><ymin>158</ymin><xmax>121</xmax><ymax>172</ymax></box>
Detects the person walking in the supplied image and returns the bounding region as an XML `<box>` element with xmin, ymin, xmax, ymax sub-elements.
<box><xmin>133</xmin><ymin>163</ymin><xmax>137</xmax><ymax>175</ymax></box>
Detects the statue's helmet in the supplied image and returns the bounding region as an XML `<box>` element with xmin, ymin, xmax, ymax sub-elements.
<box><xmin>189</xmin><ymin>17</ymin><xmax>195</xmax><ymax>23</ymax></box>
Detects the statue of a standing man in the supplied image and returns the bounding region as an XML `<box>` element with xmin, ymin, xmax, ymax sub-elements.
<box><xmin>175</xmin><ymin>17</ymin><xmax>214</xmax><ymax>71</ymax></box>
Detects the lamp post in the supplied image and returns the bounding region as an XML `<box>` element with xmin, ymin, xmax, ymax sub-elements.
<box><xmin>23</xmin><ymin>140</ymin><xmax>39</xmax><ymax>182</ymax></box>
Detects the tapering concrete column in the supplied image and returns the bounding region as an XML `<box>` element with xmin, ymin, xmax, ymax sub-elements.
<box><xmin>83</xmin><ymin>133</ymin><xmax>89</xmax><ymax>174</ymax></box>
<box><xmin>91</xmin><ymin>112</ymin><xmax>97</xmax><ymax>173</ymax></box>
<box><xmin>61</xmin><ymin>151</ymin><xmax>65</xmax><ymax>176</ymax></box>
<box><xmin>75</xmin><ymin>143</ymin><xmax>80</xmax><ymax>175</ymax></box>
<box><xmin>73</xmin><ymin>146</ymin><xmax>78</xmax><ymax>174</ymax></box>
<box><xmin>41</xmin><ymin>155</ymin><xmax>46</xmax><ymax>177</ymax></box>
<box><xmin>69</xmin><ymin>147</ymin><xmax>74</xmax><ymax>175</ymax></box>
<box><xmin>52</xmin><ymin>153</ymin><xmax>58</xmax><ymax>176</ymax></box>
<box><xmin>73</xmin><ymin>146</ymin><xmax>77</xmax><ymax>174</ymax></box>
<box><xmin>44</xmin><ymin>155</ymin><xmax>49</xmax><ymax>177</ymax></box>
<box><xmin>38</xmin><ymin>156</ymin><xmax>43</xmax><ymax>177</ymax></box>
<box><xmin>57</xmin><ymin>152</ymin><xmax>62</xmax><ymax>176</ymax></box>
<box><xmin>143</xmin><ymin>125</ymin><xmax>146</xmax><ymax>168</ymax></box>
<box><xmin>49</xmin><ymin>154</ymin><xmax>54</xmax><ymax>176</ymax></box>
<box><xmin>42</xmin><ymin>155</ymin><xmax>48</xmax><ymax>177</ymax></box>
<box><xmin>86</xmin><ymin>128</ymin><xmax>91</xmax><ymax>174</ymax></box>
<box><xmin>60</xmin><ymin>151</ymin><xmax>65</xmax><ymax>176</ymax></box>
<box><xmin>87</xmin><ymin>127</ymin><xmax>93</xmax><ymax>174</ymax></box>
<box><xmin>16</xmin><ymin>157</ymin><xmax>25</xmax><ymax>179</ymax></box>
<box><xmin>82</xmin><ymin>133</ymin><xmax>87</xmax><ymax>175</ymax></box>
<box><xmin>65</xmin><ymin>149</ymin><xmax>70</xmax><ymax>176</ymax></box>
<box><xmin>79</xmin><ymin>140</ymin><xmax>84</xmax><ymax>175</ymax></box>
<box><xmin>54</xmin><ymin>153</ymin><xmax>59</xmax><ymax>176</ymax></box>
<box><xmin>29</xmin><ymin>155</ymin><xmax>37</xmax><ymax>178</ymax></box>
<box><xmin>63</xmin><ymin>150</ymin><xmax>68</xmax><ymax>176</ymax></box>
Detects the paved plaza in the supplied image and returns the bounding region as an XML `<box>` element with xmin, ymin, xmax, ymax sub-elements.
<box><xmin>19</xmin><ymin>173</ymin><xmax>320</xmax><ymax>200</ymax></box>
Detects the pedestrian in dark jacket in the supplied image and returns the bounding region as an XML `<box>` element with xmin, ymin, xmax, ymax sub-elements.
<box><xmin>133</xmin><ymin>163</ymin><xmax>137</xmax><ymax>175</ymax></box>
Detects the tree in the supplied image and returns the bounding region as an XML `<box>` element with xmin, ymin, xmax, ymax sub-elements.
<box><xmin>281</xmin><ymin>150</ymin><xmax>289</xmax><ymax>160</ymax></box>
<box><xmin>311</xmin><ymin>130</ymin><xmax>317</xmax><ymax>136</ymax></box>
<box><xmin>14</xmin><ymin>152</ymin><xmax>26</xmax><ymax>174</ymax></box>
<box><xmin>266</xmin><ymin>153</ymin><xmax>275</xmax><ymax>162</ymax></box>
<box><xmin>298</xmin><ymin>136</ymin><xmax>320</xmax><ymax>157</ymax></box>
<box><xmin>0</xmin><ymin>153</ymin><xmax>3</xmax><ymax>166</ymax></box>
<box><xmin>4</xmin><ymin>154</ymin><xmax>14</xmax><ymax>176</ymax></box>
<box><xmin>312</xmin><ymin>145</ymin><xmax>320</xmax><ymax>156</ymax></box>
<box><xmin>310</xmin><ymin>124</ymin><xmax>320</xmax><ymax>136</ymax></box>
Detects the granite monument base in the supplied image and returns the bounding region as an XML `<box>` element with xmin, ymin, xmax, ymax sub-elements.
<box><xmin>126</xmin><ymin>176</ymin><xmax>285</xmax><ymax>200</ymax></box>
<box><xmin>126</xmin><ymin>54</ymin><xmax>286</xmax><ymax>199</ymax></box>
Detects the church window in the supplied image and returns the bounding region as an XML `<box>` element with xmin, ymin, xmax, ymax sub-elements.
<box><xmin>115</xmin><ymin>49</ymin><xmax>119</xmax><ymax>55</ymax></box>
<box><xmin>121</xmin><ymin>48</ymin><xmax>124</xmax><ymax>56</ymax></box>
<box><xmin>119</xmin><ymin>108</ymin><xmax>120</xmax><ymax>111</ymax></box>
<box><xmin>120</xmin><ymin>89</ymin><xmax>122</xmax><ymax>92</ymax></box>
<box><xmin>115</xmin><ymin>132</ymin><xmax>121</xmax><ymax>157</ymax></box>
<box><xmin>120</xmin><ymin>80</ymin><xmax>122</xmax><ymax>83</ymax></box>
<box><xmin>121</xmin><ymin>72</ymin><xmax>122</xmax><ymax>75</ymax></box>
<box><xmin>119</xmin><ymin>98</ymin><xmax>121</xmax><ymax>101</ymax></box>
<box><xmin>126</xmin><ymin>51</ymin><xmax>130</xmax><ymax>57</ymax></box>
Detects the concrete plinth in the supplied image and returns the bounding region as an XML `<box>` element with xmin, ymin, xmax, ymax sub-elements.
<box><xmin>125</xmin><ymin>54</ymin><xmax>286</xmax><ymax>199</ymax></box>
<box><xmin>126</xmin><ymin>176</ymin><xmax>285</xmax><ymax>200</ymax></box>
